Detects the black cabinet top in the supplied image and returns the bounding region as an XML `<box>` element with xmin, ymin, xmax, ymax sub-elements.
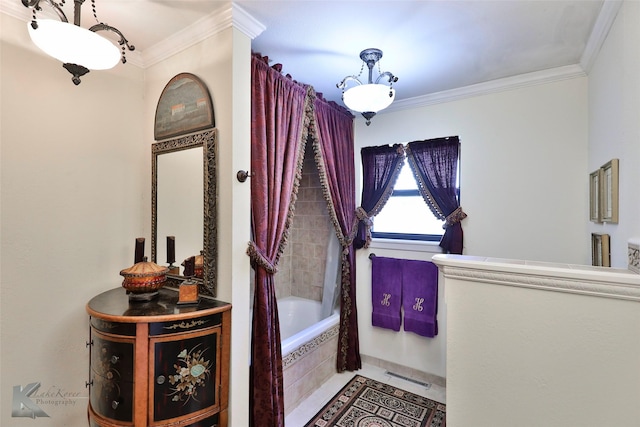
<box><xmin>87</xmin><ymin>287</ymin><xmax>231</xmax><ymax>323</ymax></box>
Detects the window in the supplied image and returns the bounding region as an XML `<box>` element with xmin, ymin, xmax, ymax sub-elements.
<box><xmin>372</xmin><ymin>160</ymin><xmax>460</xmax><ymax>242</ymax></box>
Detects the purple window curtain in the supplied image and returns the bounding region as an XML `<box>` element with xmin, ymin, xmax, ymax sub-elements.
<box><xmin>248</xmin><ymin>54</ymin><xmax>312</xmax><ymax>427</ymax></box>
<box><xmin>354</xmin><ymin>144</ymin><xmax>405</xmax><ymax>249</ymax></box>
<box><xmin>406</xmin><ymin>136</ymin><xmax>467</xmax><ymax>254</ymax></box>
<box><xmin>310</xmin><ymin>94</ymin><xmax>361</xmax><ymax>372</ymax></box>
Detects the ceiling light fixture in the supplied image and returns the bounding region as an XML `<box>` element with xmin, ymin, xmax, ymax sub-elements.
<box><xmin>337</xmin><ymin>48</ymin><xmax>398</xmax><ymax>126</ymax></box>
<box><xmin>22</xmin><ymin>0</ymin><xmax>135</xmax><ymax>85</ymax></box>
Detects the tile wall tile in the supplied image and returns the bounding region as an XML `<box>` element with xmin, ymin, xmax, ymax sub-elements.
<box><xmin>289</xmin><ymin>149</ymin><xmax>332</xmax><ymax>302</ymax></box>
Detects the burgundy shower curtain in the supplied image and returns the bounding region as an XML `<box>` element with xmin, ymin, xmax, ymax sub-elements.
<box><xmin>248</xmin><ymin>54</ymin><xmax>311</xmax><ymax>426</ymax></box>
<box><xmin>310</xmin><ymin>95</ymin><xmax>361</xmax><ymax>372</ymax></box>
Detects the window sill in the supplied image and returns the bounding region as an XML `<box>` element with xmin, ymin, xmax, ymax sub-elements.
<box><xmin>368</xmin><ymin>238</ymin><xmax>443</xmax><ymax>255</ymax></box>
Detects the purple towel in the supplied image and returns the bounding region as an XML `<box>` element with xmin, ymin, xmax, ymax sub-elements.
<box><xmin>370</xmin><ymin>256</ymin><xmax>403</xmax><ymax>331</ymax></box>
<box><xmin>402</xmin><ymin>259</ymin><xmax>439</xmax><ymax>337</ymax></box>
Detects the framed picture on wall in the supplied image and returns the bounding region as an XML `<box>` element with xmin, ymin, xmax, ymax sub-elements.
<box><xmin>628</xmin><ymin>240</ymin><xmax>640</xmax><ymax>273</ymax></box>
<box><xmin>154</xmin><ymin>73</ymin><xmax>215</xmax><ymax>141</ymax></box>
<box><xmin>600</xmin><ymin>159</ymin><xmax>619</xmax><ymax>224</ymax></box>
<box><xmin>589</xmin><ymin>169</ymin><xmax>601</xmax><ymax>222</ymax></box>
<box><xmin>592</xmin><ymin>233</ymin><xmax>610</xmax><ymax>267</ymax></box>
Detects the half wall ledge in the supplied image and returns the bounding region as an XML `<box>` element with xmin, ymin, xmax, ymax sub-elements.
<box><xmin>431</xmin><ymin>254</ymin><xmax>640</xmax><ymax>302</ymax></box>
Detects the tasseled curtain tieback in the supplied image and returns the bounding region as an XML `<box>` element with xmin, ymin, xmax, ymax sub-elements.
<box><xmin>356</xmin><ymin>206</ymin><xmax>372</xmax><ymax>225</ymax></box>
<box><xmin>355</xmin><ymin>206</ymin><xmax>374</xmax><ymax>249</ymax></box>
<box><xmin>444</xmin><ymin>207</ymin><xmax>467</xmax><ymax>228</ymax></box>
<box><xmin>246</xmin><ymin>241</ymin><xmax>278</xmax><ymax>274</ymax></box>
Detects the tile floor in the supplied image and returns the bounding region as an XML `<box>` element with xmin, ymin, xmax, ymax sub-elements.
<box><xmin>284</xmin><ymin>363</ymin><xmax>447</xmax><ymax>426</ymax></box>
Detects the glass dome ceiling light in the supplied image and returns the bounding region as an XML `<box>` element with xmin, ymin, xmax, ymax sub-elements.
<box><xmin>23</xmin><ymin>0</ymin><xmax>135</xmax><ymax>85</ymax></box>
<box><xmin>337</xmin><ymin>48</ymin><xmax>398</xmax><ymax>126</ymax></box>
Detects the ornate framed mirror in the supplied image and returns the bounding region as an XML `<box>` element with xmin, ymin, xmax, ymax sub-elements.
<box><xmin>151</xmin><ymin>129</ymin><xmax>217</xmax><ymax>296</ymax></box>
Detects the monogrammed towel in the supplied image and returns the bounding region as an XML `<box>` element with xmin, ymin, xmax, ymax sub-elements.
<box><xmin>402</xmin><ymin>259</ymin><xmax>439</xmax><ymax>337</ymax></box>
<box><xmin>370</xmin><ymin>256</ymin><xmax>403</xmax><ymax>331</ymax></box>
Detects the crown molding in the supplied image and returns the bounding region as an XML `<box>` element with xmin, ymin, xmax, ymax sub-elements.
<box><xmin>1</xmin><ymin>0</ymin><xmax>615</xmax><ymax>83</ymax></box>
<box><xmin>386</xmin><ymin>64</ymin><xmax>587</xmax><ymax>113</ymax></box>
<box><xmin>383</xmin><ymin>0</ymin><xmax>618</xmax><ymax>113</ymax></box>
<box><xmin>580</xmin><ymin>0</ymin><xmax>623</xmax><ymax>73</ymax></box>
<box><xmin>141</xmin><ymin>3</ymin><xmax>265</xmax><ymax>68</ymax></box>
<box><xmin>231</xmin><ymin>3</ymin><xmax>267</xmax><ymax>40</ymax></box>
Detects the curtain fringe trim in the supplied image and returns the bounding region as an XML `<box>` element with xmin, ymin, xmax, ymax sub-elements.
<box><xmin>445</xmin><ymin>206</ymin><xmax>467</xmax><ymax>227</ymax></box>
<box><xmin>308</xmin><ymin>94</ymin><xmax>360</xmax><ymax>372</ymax></box>
<box><xmin>246</xmin><ymin>241</ymin><xmax>278</xmax><ymax>274</ymax></box>
<box><xmin>405</xmin><ymin>145</ymin><xmax>446</xmax><ymax>220</ymax></box>
<box><xmin>246</xmin><ymin>83</ymin><xmax>315</xmax><ymax>276</ymax></box>
<box><xmin>358</xmin><ymin>144</ymin><xmax>406</xmax><ymax>248</ymax></box>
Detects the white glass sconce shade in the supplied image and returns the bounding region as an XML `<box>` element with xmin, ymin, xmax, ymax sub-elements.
<box><xmin>342</xmin><ymin>83</ymin><xmax>396</xmax><ymax>113</ymax></box>
<box><xmin>27</xmin><ymin>19</ymin><xmax>120</xmax><ymax>70</ymax></box>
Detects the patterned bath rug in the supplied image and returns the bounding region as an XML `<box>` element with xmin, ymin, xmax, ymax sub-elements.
<box><xmin>304</xmin><ymin>374</ymin><xmax>446</xmax><ymax>427</ymax></box>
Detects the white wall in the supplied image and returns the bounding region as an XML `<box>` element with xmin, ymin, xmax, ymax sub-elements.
<box><xmin>144</xmin><ymin>26</ymin><xmax>252</xmax><ymax>427</ymax></box>
<box><xmin>588</xmin><ymin>0</ymin><xmax>640</xmax><ymax>268</ymax></box>
<box><xmin>1</xmin><ymin>13</ymin><xmax>145</xmax><ymax>426</ymax></box>
<box><xmin>227</xmin><ymin>27</ymin><xmax>253</xmax><ymax>427</ymax></box>
<box><xmin>355</xmin><ymin>76</ymin><xmax>589</xmax><ymax>378</ymax></box>
<box><xmin>436</xmin><ymin>255</ymin><xmax>640</xmax><ymax>426</ymax></box>
<box><xmin>357</xmin><ymin>77</ymin><xmax>589</xmax><ymax>263</ymax></box>
<box><xmin>1</xmin><ymin>9</ymin><xmax>252</xmax><ymax>427</ymax></box>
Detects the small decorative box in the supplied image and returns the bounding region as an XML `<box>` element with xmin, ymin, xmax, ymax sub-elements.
<box><xmin>120</xmin><ymin>261</ymin><xmax>169</xmax><ymax>296</ymax></box>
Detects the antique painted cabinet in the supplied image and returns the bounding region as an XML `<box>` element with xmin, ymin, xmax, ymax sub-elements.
<box><xmin>86</xmin><ymin>287</ymin><xmax>231</xmax><ymax>427</ymax></box>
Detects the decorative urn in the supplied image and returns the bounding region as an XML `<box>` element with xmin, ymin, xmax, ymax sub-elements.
<box><xmin>120</xmin><ymin>260</ymin><xmax>169</xmax><ymax>299</ymax></box>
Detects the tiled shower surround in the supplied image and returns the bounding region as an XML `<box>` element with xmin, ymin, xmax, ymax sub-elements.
<box><xmin>278</xmin><ymin>147</ymin><xmax>336</xmax><ymax>415</ymax></box>
<box><xmin>277</xmin><ymin>147</ymin><xmax>333</xmax><ymax>301</ymax></box>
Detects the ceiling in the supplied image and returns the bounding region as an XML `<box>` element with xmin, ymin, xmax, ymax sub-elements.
<box><xmin>240</xmin><ymin>0</ymin><xmax>607</xmax><ymax>106</ymax></box>
<box><xmin>3</xmin><ymin>0</ymin><xmax>614</xmax><ymax>108</ymax></box>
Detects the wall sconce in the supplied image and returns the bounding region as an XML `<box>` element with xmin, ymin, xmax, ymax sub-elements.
<box><xmin>22</xmin><ymin>0</ymin><xmax>135</xmax><ymax>85</ymax></box>
<box><xmin>337</xmin><ymin>48</ymin><xmax>398</xmax><ymax>125</ymax></box>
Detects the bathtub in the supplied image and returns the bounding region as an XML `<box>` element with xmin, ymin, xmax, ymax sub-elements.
<box><xmin>278</xmin><ymin>296</ymin><xmax>339</xmax><ymax>355</ymax></box>
<box><xmin>276</xmin><ymin>296</ymin><xmax>340</xmax><ymax>415</ymax></box>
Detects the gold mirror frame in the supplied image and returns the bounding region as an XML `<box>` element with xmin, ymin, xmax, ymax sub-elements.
<box><xmin>151</xmin><ymin>129</ymin><xmax>217</xmax><ymax>296</ymax></box>
<box><xmin>600</xmin><ymin>158</ymin><xmax>619</xmax><ymax>224</ymax></box>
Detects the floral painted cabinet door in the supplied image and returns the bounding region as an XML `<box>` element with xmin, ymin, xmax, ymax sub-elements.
<box><xmin>150</xmin><ymin>319</ymin><xmax>221</xmax><ymax>423</ymax></box>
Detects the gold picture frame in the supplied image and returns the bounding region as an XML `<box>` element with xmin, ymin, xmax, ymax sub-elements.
<box><xmin>628</xmin><ymin>240</ymin><xmax>640</xmax><ymax>273</ymax></box>
<box><xmin>592</xmin><ymin>233</ymin><xmax>610</xmax><ymax>267</ymax></box>
<box><xmin>600</xmin><ymin>159</ymin><xmax>619</xmax><ymax>224</ymax></box>
<box><xmin>589</xmin><ymin>169</ymin><xmax>602</xmax><ymax>222</ymax></box>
